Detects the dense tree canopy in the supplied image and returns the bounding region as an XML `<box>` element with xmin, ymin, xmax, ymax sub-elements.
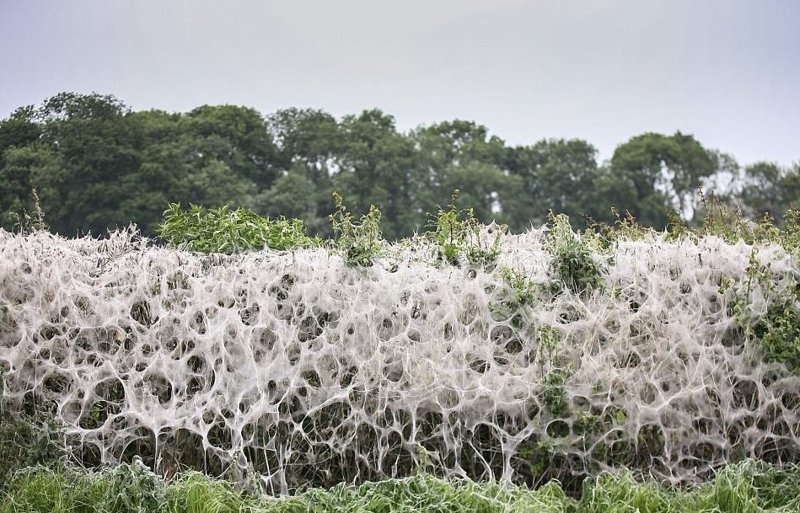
<box><xmin>0</xmin><ymin>92</ymin><xmax>794</xmax><ymax>238</ymax></box>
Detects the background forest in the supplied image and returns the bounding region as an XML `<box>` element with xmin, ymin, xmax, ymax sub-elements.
<box><xmin>1</xmin><ymin>92</ymin><xmax>797</xmax><ymax>239</ymax></box>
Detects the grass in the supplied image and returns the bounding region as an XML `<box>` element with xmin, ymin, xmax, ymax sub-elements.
<box><xmin>3</xmin><ymin>460</ymin><xmax>800</xmax><ymax>512</ymax></box>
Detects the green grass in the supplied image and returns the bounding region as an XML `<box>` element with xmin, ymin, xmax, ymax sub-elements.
<box><xmin>3</xmin><ymin>460</ymin><xmax>800</xmax><ymax>512</ymax></box>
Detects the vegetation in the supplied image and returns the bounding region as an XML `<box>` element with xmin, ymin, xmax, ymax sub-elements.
<box><xmin>547</xmin><ymin>213</ymin><xmax>605</xmax><ymax>296</ymax></box>
<box><xmin>153</xmin><ymin>194</ymin><xmax>800</xmax><ymax>381</ymax></box>
<box><xmin>3</xmin><ymin>92</ymin><xmax>800</xmax><ymax>510</ymax></box>
<box><xmin>0</xmin><ymin>369</ymin><xmax>69</xmax><ymax>494</ymax></box>
<box><xmin>3</xmin><ymin>460</ymin><xmax>800</xmax><ymax>512</ymax></box>
<box><xmin>690</xmin><ymin>202</ymin><xmax>800</xmax><ymax>374</ymax></box>
<box><xmin>329</xmin><ymin>192</ymin><xmax>383</xmax><ymax>266</ymax></box>
<box><xmin>0</xmin><ymin>415</ymin><xmax>67</xmax><ymax>494</ymax></box>
<box><xmin>429</xmin><ymin>192</ymin><xmax>504</xmax><ymax>268</ymax></box>
<box><xmin>159</xmin><ymin>203</ymin><xmax>318</xmax><ymax>254</ymax></box>
<box><xmin>2</xmin><ymin>92</ymin><xmax>798</xmax><ymax>240</ymax></box>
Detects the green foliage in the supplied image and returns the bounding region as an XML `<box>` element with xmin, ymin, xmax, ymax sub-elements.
<box><xmin>537</xmin><ymin>326</ymin><xmax>562</xmax><ymax>364</ymax></box>
<box><xmin>166</xmin><ymin>472</ymin><xmax>252</xmax><ymax>513</ymax></box>
<box><xmin>0</xmin><ymin>406</ymin><xmax>68</xmax><ymax>493</ymax></box>
<box><xmin>723</xmin><ymin>234</ymin><xmax>800</xmax><ymax>373</ymax></box>
<box><xmin>658</xmin><ymin>194</ymin><xmax>800</xmax><ymax>255</ymax></box>
<box><xmin>664</xmin><ymin>208</ymin><xmax>695</xmax><ymax>242</ymax></box>
<box><xmin>603</xmin><ymin>131</ymin><xmax>717</xmax><ymax>228</ymax></box>
<box><xmin>754</xmin><ymin>301</ymin><xmax>800</xmax><ymax>372</ymax></box>
<box><xmin>738</xmin><ymin>255</ymin><xmax>800</xmax><ymax>373</ymax></box>
<box><xmin>106</xmin><ymin>462</ymin><xmax>167</xmax><ymax>512</ymax></box>
<box><xmin>429</xmin><ymin>191</ymin><xmax>504</xmax><ymax>268</ymax></box>
<box><xmin>5</xmin><ymin>461</ymin><xmax>800</xmax><ymax>512</ymax></box>
<box><xmin>490</xmin><ymin>267</ymin><xmax>541</xmax><ymax>328</ymax></box>
<box><xmin>595</xmin><ymin>208</ymin><xmax>657</xmax><ymax>242</ymax></box>
<box><xmin>158</xmin><ymin>203</ymin><xmax>318</xmax><ymax>254</ymax></box>
<box><xmin>547</xmin><ymin>213</ymin><xmax>604</xmax><ymax>295</ymax></box>
<box><xmin>501</xmin><ymin>267</ymin><xmax>538</xmax><ymax>307</ymax></box>
<box><xmin>783</xmin><ymin>209</ymin><xmax>800</xmax><ymax>253</ymax></box>
<box><xmin>0</xmin><ymin>369</ymin><xmax>68</xmax><ymax>494</ymax></box>
<box><xmin>739</xmin><ymin>161</ymin><xmax>800</xmax><ymax>225</ymax></box>
<box><xmin>541</xmin><ymin>366</ymin><xmax>571</xmax><ymax>417</ymax></box>
<box><xmin>0</xmin><ymin>463</ymin><xmax>166</xmax><ymax>513</ymax></box>
<box><xmin>698</xmin><ymin>192</ymin><xmax>782</xmax><ymax>246</ymax></box>
<box><xmin>506</xmin><ymin>138</ymin><xmax>599</xmax><ymax>230</ymax></box>
<box><xmin>2</xmin><ymin>92</ymin><xmax>797</xmax><ymax>239</ymax></box>
<box><xmin>329</xmin><ymin>192</ymin><xmax>383</xmax><ymax>267</ymax></box>
<box><xmin>6</xmin><ymin>187</ymin><xmax>48</xmax><ymax>234</ymax></box>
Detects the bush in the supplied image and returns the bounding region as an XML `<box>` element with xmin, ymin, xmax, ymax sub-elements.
<box><xmin>428</xmin><ymin>192</ymin><xmax>504</xmax><ymax>268</ymax></box>
<box><xmin>329</xmin><ymin>193</ymin><xmax>383</xmax><ymax>267</ymax></box>
<box><xmin>158</xmin><ymin>203</ymin><xmax>318</xmax><ymax>254</ymax></box>
<box><xmin>547</xmin><ymin>213</ymin><xmax>604</xmax><ymax>296</ymax></box>
<box><xmin>0</xmin><ymin>395</ymin><xmax>68</xmax><ymax>494</ymax></box>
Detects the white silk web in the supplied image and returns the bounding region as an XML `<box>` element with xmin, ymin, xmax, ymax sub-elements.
<box><xmin>1</xmin><ymin>228</ymin><xmax>798</xmax><ymax>494</ymax></box>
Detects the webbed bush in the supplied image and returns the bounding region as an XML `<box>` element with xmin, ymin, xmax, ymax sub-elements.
<box><xmin>724</xmin><ymin>245</ymin><xmax>800</xmax><ymax>374</ymax></box>
<box><xmin>0</xmin><ymin>385</ymin><xmax>69</xmax><ymax>493</ymax></box>
<box><xmin>7</xmin><ymin>204</ymin><xmax>800</xmax><ymax>496</ymax></box>
<box><xmin>547</xmin><ymin>213</ymin><xmax>604</xmax><ymax>295</ymax></box>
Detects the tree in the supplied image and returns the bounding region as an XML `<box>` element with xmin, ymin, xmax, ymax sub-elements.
<box><xmin>255</xmin><ymin>166</ymin><xmax>322</xmax><ymax>230</ymax></box>
<box><xmin>738</xmin><ymin>161</ymin><xmax>800</xmax><ymax>223</ymax></box>
<box><xmin>410</xmin><ymin>120</ymin><xmax>513</xmax><ymax>231</ymax></box>
<box><xmin>414</xmin><ymin>120</ymin><xmax>506</xmax><ymax>167</ymax></box>
<box><xmin>0</xmin><ymin>107</ymin><xmax>41</xmax><ymax>159</ymax></box>
<box><xmin>268</xmin><ymin>108</ymin><xmax>343</xmax><ymax>182</ymax></box>
<box><xmin>0</xmin><ymin>107</ymin><xmax>45</xmax><ymax>230</ymax></box>
<box><xmin>181</xmin><ymin>105</ymin><xmax>279</xmax><ymax>190</ymax></box>
<box><xmin>0</xmin><ymin>144</ymin><xmax>59</xmax><ymax>229</ymax></box>
<box><xmin>33</xmin><ymin>93</ymin><xmax>142</xmax><ymax>234</ymax></box>
<box><xmin>505</xmin><ymin>139</ymin><xmax>599</xmax><ymax>230</ymax></box>
<box><xmin>334</xmin><ymin>109</ymin><xmax>420</xmax><ymax>239</ymax></box>
<box><xmin>439</xmin><ymin>161</ymin><xmax>523</xmax><ymax>226</ymax></box>
<box><xmin>266</xmin><ymin>108</ymin><xmax>343</xmax><ymax>234</ymax></box>
<box><xmin>38</xmin><ymin>92</ymin><xmax>128</xmax><ymax>121</ymax></box>
<box><xmin>602</xmin><ymin>132</ymin><xmax>717</xmax><ymax>228</ymax></box>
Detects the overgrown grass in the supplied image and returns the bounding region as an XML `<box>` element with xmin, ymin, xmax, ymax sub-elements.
<box><xmin>3</xmin><ymin>460</ymin><xmax>800</xmax><ymax>512</ymax></box>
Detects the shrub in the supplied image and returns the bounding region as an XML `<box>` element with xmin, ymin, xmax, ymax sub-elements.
<box><xmin>490</xmin><ymin>267</ymin><xmax>539</xmax><ymax>326</ymax></box>
<box><xmin>0</xmin><ymin>379</ymin><xmax>69</xmax><ymax>494</ymax></box>
<box><xmin>0</xmin><ymin>462</ymin><xmax>166</xmax><ymax>513</ymax></box>
<box><xmin>547</xmin><ymin>213</ymin><xmax>604</xmax><ymax>296</ymax></box>
<box><xmin>724</xmin><ymin>246</ymin><xmax>800</xmax><ymax>374</ymax></box>
<box><xmin>329</xmin><ymin>193</ymin><xmax>383</xmax><ymax>267</ymax></box>
<box><xmin>7</xmin><ymin>187</ymin><xmax>48</xmax><ymax>235</ymax></box>
<box><xmin>428</xmin><ymin>192</ymin><xmax>504</xmax><ymax>268</ymax></box>
<box><xmin>158</xmin><ymin>203</ymin><xmax>318</xmax><ymax>254</ymax></box>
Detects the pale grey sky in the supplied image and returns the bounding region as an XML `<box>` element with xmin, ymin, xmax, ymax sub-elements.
<box><xmin>1</xmin><ymin>0</ymin><xmax>798</xmax><ymax>166</ymax></box>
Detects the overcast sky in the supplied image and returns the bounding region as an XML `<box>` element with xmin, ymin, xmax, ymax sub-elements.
<box><xmin>1</xmin><ymin>0</ymin><xmax>798</xmax><ymax>166</ymax></box>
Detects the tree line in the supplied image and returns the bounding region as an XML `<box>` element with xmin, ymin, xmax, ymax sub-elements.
<box><xmin>0</xmin><ymin>92</ymin><xmax>797</xmax><ymax>239</ymax></box>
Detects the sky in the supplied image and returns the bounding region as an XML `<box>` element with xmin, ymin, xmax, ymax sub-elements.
<box><xmin>1</xmin><ymin>0</ymin><xmax>798</xmax><ymax>166</ymax></box>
